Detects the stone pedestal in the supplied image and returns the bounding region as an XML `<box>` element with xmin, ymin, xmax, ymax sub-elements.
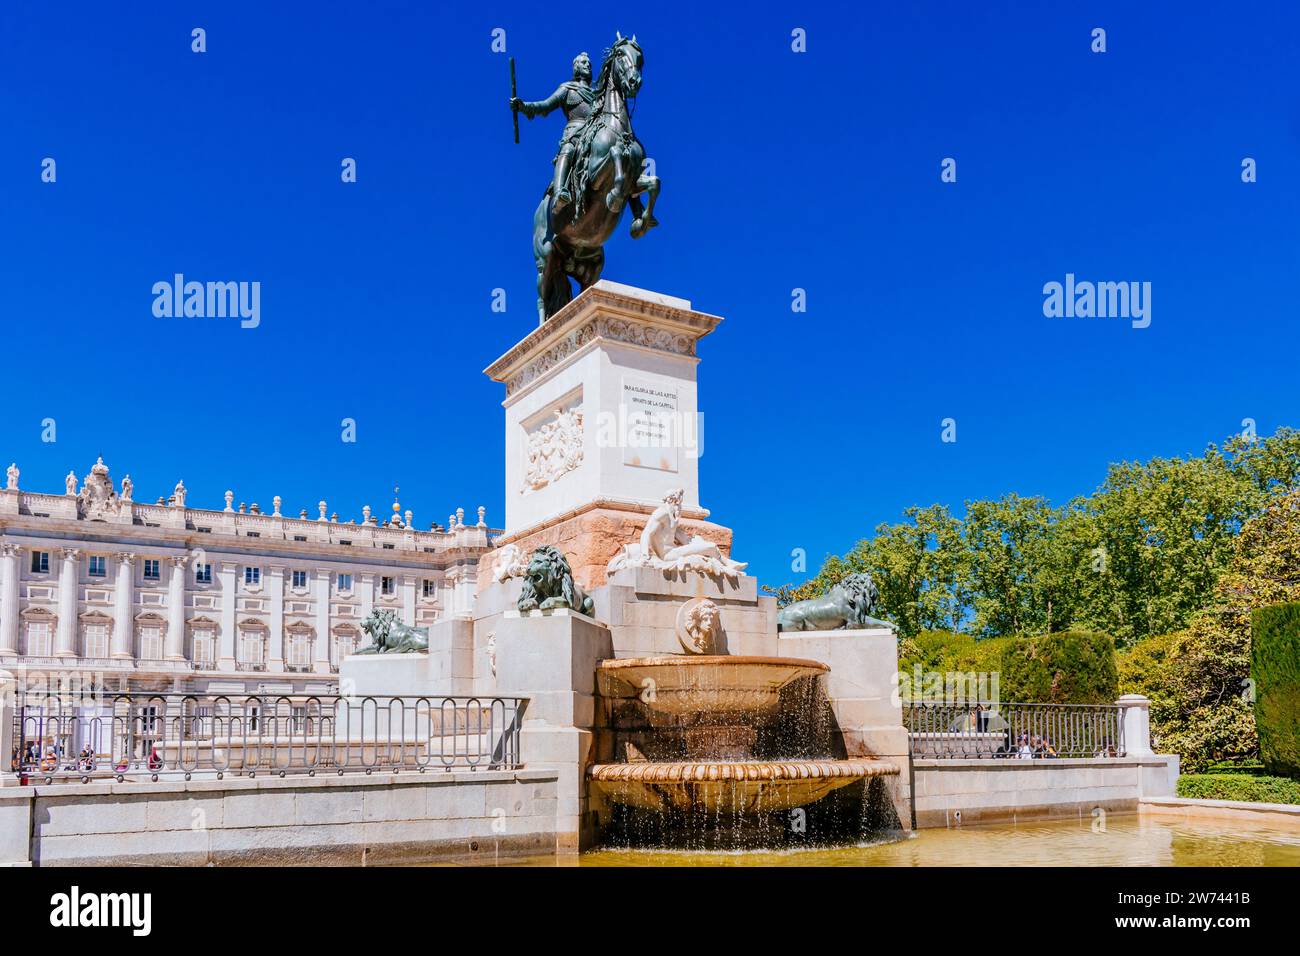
<box><xmin>478</xmin><ymin>502</ymin><xmax>733</xmax><ymax>594</ymax></box>
<box><xmin>592</xmin><ymin>565</ymin><xmax>778</xmax><ymax>659</ymax></box>
<box><xmin>338</xmin><ymin>618</ymin><xmax>477</xmax><ymax>698</ymax></box>
<box><xmin>492</xmin><ymin>608</ymin><xmax>612</xmax><ymax>852</ymax></box>
<box><xmin>483</xmin><ymin>281</ymin><xmax>727</xmax><ymax>591</ymax></box>
<box><xmin>777</xmin><ymin>627</ymin><xmax>912</xmax><ymax>829</ymax></box>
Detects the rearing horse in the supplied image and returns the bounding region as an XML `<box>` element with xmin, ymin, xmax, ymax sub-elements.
<box><xmin>533</xmin><ymin>35</ymin><xmax>660</xmax><ymax>322</ymax></box>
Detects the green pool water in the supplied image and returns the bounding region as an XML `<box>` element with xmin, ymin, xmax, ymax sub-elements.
<box><xmin>492</xmin><ymin>813</ymin><xmax>1300</xmax><ymax>866</ymax></box>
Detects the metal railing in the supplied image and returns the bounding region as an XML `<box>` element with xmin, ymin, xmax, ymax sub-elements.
<box><xmin>9</xmin><ymin>691</ymin><xmax>525</xmax><ymax>784</ymax></box>
<box><xmin>905</xmin><ymin>701</ymin><xmax>1125</xmax><ymax>759</ymax></box>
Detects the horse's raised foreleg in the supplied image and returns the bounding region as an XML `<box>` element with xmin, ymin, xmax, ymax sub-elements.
<box><xmin>629</xmin><ymin>174</ymin><xmax>660</xmax><ymax>239</ymax></box>
<box><xmin>606</xmin><ymin>144</ymin><xmax>626</xmax><ymax>213</ymax></box>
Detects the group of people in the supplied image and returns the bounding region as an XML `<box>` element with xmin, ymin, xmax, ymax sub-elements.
<box><xmin>9</xmin><ymin>741</ymin><xmax>98</xmax><ymax>773</ymax></box>
<box><xmin>997</xmin><ymin>734</ymin><xmax>1120</xmax><ymax>759</ymax></box>
<box><xmin>1007</xmin><ymin>734</ymin><xmax>1059</xmax><ymax>759</ymax></box>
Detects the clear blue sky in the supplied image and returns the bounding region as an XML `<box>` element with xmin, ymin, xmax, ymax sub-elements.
<box><xmin>1</xmin><ymin>1</ymin><xmax>1297</xmax><ymax>587</ymax></box>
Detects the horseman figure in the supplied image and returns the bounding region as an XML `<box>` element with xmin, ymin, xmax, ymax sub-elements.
<box><xmin>511</xmin><ymin>51</ymin><xmax>595</xmax><ymax>218</ymax></box>
<box><xmin>513</xmin><ymin>35</ymin><xmax>661</xmax><ymax>323</ymax></box>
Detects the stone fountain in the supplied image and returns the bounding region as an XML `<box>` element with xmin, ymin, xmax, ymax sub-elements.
<box><xmin>586</xmin><ymin>651</ymin><xmax>901</xmax><ymax>847</ymax></box>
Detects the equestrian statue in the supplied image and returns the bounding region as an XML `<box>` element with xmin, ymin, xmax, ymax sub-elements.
<box><xmin>511</xmin><ymin>35</ymin><xmax>661</xmax><ymax>322</ymax></box>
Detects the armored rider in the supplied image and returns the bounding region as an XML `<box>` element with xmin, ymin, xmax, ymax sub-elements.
<box><xmin>510</xmin><ymin>52</ymin><xmax>595</xmax><ymax>215</ymax></box>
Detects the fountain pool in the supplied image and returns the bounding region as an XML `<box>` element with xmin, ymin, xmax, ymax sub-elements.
<box><xmin>449</xmin><ymin>814</ymin><xmax>1300</xmax><ymax>867</ymax></box>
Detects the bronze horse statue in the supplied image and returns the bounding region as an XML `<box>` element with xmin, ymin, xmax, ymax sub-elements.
<box><xmin>533</xmin><ymin>35</ymin><xmax>660</xmax><ymax>321</ymax></box>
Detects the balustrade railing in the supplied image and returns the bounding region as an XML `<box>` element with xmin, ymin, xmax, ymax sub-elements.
<box><xmin>905</xmin><ymin>701</ymin><xmax>1125</xmax><ymax>759</ymax></box>
<box><xmin>9</xmin><ymin>691</ymin><xmax>525</xmax><ymax>783</ymax></box>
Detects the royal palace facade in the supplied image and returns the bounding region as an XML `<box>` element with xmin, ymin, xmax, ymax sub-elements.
<box><xmin>0</xmin><ymin>457</ymin><xmax>493</xmax><ymax>695</ymax></box>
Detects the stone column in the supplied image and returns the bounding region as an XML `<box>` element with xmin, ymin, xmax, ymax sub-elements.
<box><xmin>0</xmin><ymin>669</ymin><xmax>17</xmax><ymax>788</ymax></box>
<box><xmin>454</xmin><ymin>565</ymin><xmax>476</xmax><ymax>619</ymax></box>
<box><xmin>55</xmin><ymin>548</ymin><xmax>79</xmax><ymax>658</ymax></box>
<box><xmin>358</xmin><ymin>573</ymin><xmax>375</xmax><ymax>622</ymax></box>
<box><xmin>164</xmin><ymin>555</ymin><xmax>188</xmax><ymax>661</ymax></box>
<box><xmin>0</xmin><ymin>544</ymin><xmax>21</xmax><ymax>656</ymax></box>
<box><xmin>268</xmin><ymin>565</ymin><xmax>286</xmax><ymax>671</ymax></box>
<box><xmin>400</xmin><ymin>574</ymin><xmax>417</xmax><ymax>627</ymax></box>
<box><xmin>1118</xmin><ymin>694</ymin><xmax>1153</xmax><ymax>756</ymax></box>
<box><xmin>313</xmin><ymin>568</ymin><xmax>331</xmax><ymax>672</ymax></box>
<box><xmin>218</xmin><ymin>562</ymin><xmax>238</xmax><ymax>668</ymax></box>
<box><xmin>111</xmin><ymin>552</ymin><xmax>135</xmax><ymax>660</ymax></box>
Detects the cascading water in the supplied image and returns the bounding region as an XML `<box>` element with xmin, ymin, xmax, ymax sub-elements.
<box><xmin>588</xmin><ymin>655</ymin><xmax>902</xmax><ymax>850</ymax></box>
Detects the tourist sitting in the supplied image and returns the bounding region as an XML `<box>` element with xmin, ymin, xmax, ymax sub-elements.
<box><xmin>147</xmin><ymin>746</ymin><xmax>163</xmax><ymax>772</ymax></box>
<box><xmin>1016</xmin><ymin>734</ymin><xmax>1034</xmax><ymax>759</ymax></box>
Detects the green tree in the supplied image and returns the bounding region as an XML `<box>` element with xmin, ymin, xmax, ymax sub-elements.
<box><xmin>998</xmin><ymin>630</ymin><xmax>1118</xmax><ymax>704</ymax></box>
<box><xmin>1118</xmin><ymin>488</ymin><xmax>1300</xmax><ymax>771</ymax></box>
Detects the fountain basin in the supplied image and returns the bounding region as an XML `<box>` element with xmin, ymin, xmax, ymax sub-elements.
<box><xmin>589</xmin><ymin>758</ymin><xmax>898</xmax><ymax>814</ymax></box>
<box><xmin>596</xmin><ymin>655</ymin><xmax>828</xmax><ymax>724</ymax></box>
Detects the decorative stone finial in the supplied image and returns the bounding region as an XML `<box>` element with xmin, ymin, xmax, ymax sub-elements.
<box><xmin>300</xmin><ymin>509</ymin><xmax>308</xmax><ymax>519</ymax></box>
<box><xmin>405</xmin><ymin>509</ymin><xmax>413</xmax><ymax>528</ymax></box>
<box><xmin>5</xmin><ymin>463</ymin><xmax>18</xmax><ymax>491</ymax></box>
<box><xmin>238</xmin><ymin>502</ymin><xmax>246</xmax><ymax>514</ymax></box>
<box><xmin>272</xmin><ymin>495</ymin><xmax>282</xmax><ymax>517</ymax></box>
<box><xmin>456</xmin><ymin>507</ymin><xmax>465</xmax><ymax>529</ymax></box>
<box><xmin>224</xmin><ymin>490</ymin><xmax>234</xmax><ymax>512</ymax></box>
<box><xmin>362</xmin><ymin>505</ymin><xmax>372</xmax><ymax>524</ymax></box>
<box><xmin>477</xmin><ymin>506</ymin><xmax>487</xmax><ymax>528</ymax></box>
<box><xmin>318</xmin><ymin>500</ymin><xmax>327</xmax><ymax>521</ymax></box>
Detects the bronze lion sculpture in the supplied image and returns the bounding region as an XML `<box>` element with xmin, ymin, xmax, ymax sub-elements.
<box><xmin>354</xmin><ymin>609</ymin><xmax>429</xmax><ymax>654</ymax></box>
<box><xmin>516</xmin><ymin>545</ymin><xmax>595</xmax><ymax>616</ymax></box>
<box><xmin>776</xmin><ymin>572</ymin><xmax>895</xmax><ymax>632</ymax></box>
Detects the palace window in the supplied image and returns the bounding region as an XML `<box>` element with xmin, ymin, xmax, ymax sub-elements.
<box><xmin>237</xmin><ymin>629</ymin><xmax>266</xmax><ymax>670</ymax></box>
<box><xmin>336</xmin><ymin>573</ymin><xmax>352</xmax><ymax>593</ymax></box>
<box><xmin>30</xmin><ymin>551</ymin><xmax>49</xmax><ymax>574</ymax></box>
<box><xmin>194</xmin><ymin>563</ymin><xmax>212</xmax><ymax>584</ymax></box>
<box><xmin>82</xmin><ymin>622</ymin><xmax>109</xmax><ymax>658</ymax></box>
<box><xmin>287</xmin><ymin>633</ymin><xmax>313</xmax><ymax>672</ymax></box>
<box><xmin>143</xmin><ymin>559</ymin><xmax>160</xmax><ymax>580</ymax></box>
<box><xmin>138</xmin><ymin>623</ymin><xmax>163</xmax><ymax>660</ymax></box>
<box><xmin>293</xmin><ymin>535</ymin><xmax>308</xmax><ymax>542</ymax></box>
<box><xmin>332</xmin><ymin>629</ymin><xmax>360</xmax><ymax>665</ymax></box>
<box><xmin>88</xmin><ymin>555</ymin><xmax>106</xmax><ymax>577</ymax></box>
<box><xmin>292</xmin><ymin>570</ymin><xmax>308</xmax><ymax>589</ymax></box>
<box><xmin>381</xmin><ymin>576</ymin><xmax>395</xmax><ymax>596</ymax></box>
<box><xmin>244</xmin><ymin>566</ymin><xmax>261</xmax><ymax>586</ymax></box>
<box><xmin>382</xmin><ymin>543</ymin><xmax>395</xmax><ymax>550</ymax></box>
<box><xmin>25</xmin><ymin>621</ymin><xmax>52</xmax><ymax>656</ymax></box>
<box><xmin>192</xmin><ymin>629</ymin><xmax>215</xmax><ymax>668</ymax></box>
<box><xmin>423</xmin><ymin>579</ymin><xmax>437</xmax><ymax>598</ymax></box>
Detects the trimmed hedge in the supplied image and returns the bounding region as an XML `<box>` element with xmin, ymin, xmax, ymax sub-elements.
<box><xmin>1177</xmin><ymin>773</ymin><xmax>1300</xmax><ymax>806</ymax></box>
<box><xmin>999</xmin><ymin>630</ymin><xmax>1118</xmax><ymax>704</ymax></box>
<box><xmin>1251</xmin><ymin>602</ymin><xmax>1300</xmax><ymax>778</ymax></box>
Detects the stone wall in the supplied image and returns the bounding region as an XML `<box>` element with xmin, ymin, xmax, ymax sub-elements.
<box><xmin>912</xmin><ymin>755</ymin><xmax>1179</xmax><ymax>828</ymax></box>
<box><xmin>1</xmin><ymin>769</ymin><xmax>558</xmax><ymax>866</ymax></box>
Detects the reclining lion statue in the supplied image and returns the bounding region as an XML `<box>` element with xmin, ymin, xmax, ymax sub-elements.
<box><xmin>355</xmin><ymin>608</ymin><xmax>430</xmax><ymax>654</ymax></box>
<box><xmin>776</xmin><ymin>572</ymin><xmax>896</xmax><ymax>632</ymax></box>
<box><xmin>517</xmin><ymin>544</ymin><xmax>595</xmax><ymax>616</ymax></box>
